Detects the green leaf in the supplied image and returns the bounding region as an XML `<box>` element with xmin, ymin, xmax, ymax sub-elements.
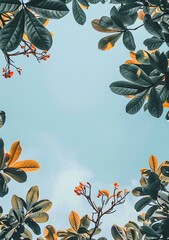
<box><xmin>25</xmin><ymin>218</ymin><xmax>41</xmax><ymax>235</ymax></box>
<box><xmin>26</xmin><ymin>212</ymin><xmax>49</xmax><ymax>223</ymax></box>
<box><xmin>120</xmin><ymin>64</ymin><xmax>153</xmax><ymax>86</ymax></box>
<box><xmin>148</xmin><ymin>87</ymin><xmax>163</xmax><ymax>118</ymax></box>
<box><xmin>123</xmin><ymin>30</ymin><xmax>136</xmax><ymax>51</ymax></box>
<box><xmin>110</xmin><ymin>7</ymin><xmax>125</xmax><ymax>30</ymax></box>
<box><xmin>0</xmin><ymin>111</ymin><xmax>6</xmax><ymax>128</ymax></box>
<box><xmin>140</xmin><ymin>226</ymin><xmax>160</xmax><ymax>238</ymax></box>
<box><xmin>135</xmin><ymin>197</ymin><xmax>152</xmax><ymax>212</ymax></box>
<box><xmin>80</xmin><ymin>215</ymin><xmax>90</xmax><ymax>229</ymax></box>
<box><xmin>144</xmin><ymin>14</ymin><xmax>163</xmax><ymax>38</ymax></box>
<box><xmin>158</xmin><ymin>52</ymin><xmax>168</xmax><ymax>73</ymax></box>
<box><xmin>77</xmin><ymin>227</ymin><xmax>87</xmax><ymax>234</ymax></box>
<box><xmin>126</xmin><ymin>90</ymin><xmax>148</xmax><ymax>114</ymax></box>
<box><xmin>0</xmin><ymin>10</ymin><xmax>24</xmax><ymax>52</ymax></box>
<box><xmin>161</xmin><ymin>166</ymin><xmax>169</xmax><ymax>177</ymax></box>
<box><xmin>3</xmin><ymin>168</ymin><xmax>27</xmax><ymax>183</ymax></box>
<box><xmin>24</xmin><ymin>8</ymin><xmax>53</xmax><ymax>50</ymax></box>
<box><xmin>26</xmin><ymin>186</ymin><xmax>39</xmax><ymax>211</ymax></box>
<box><xmin>111</xmin><ymin>224</ymin><xmax>126</xmax><ymax>240</ymax></box>
<box><xmin>30</xmin><ymin>199</ymin><xmax>52</xmax><ymax>213</ymax></box>
<box><xmin>119</xmin><ymin>3</ymin><xmax>142</xmax><ymax>15</ymax></box>
<box><xmin>11</xmin><ymin>195</ymin><xmax>25</xmax><ymax>222</ymax></box>
<box><xmin>132</xmin><ymin>187</ymin><xmax>145</xmax><ymax>197</ymax></box>
<box><xmin>145</xmin><ymin>205</ymin><xmax>159</xmax><ymax>220</ymax></box>
<box><xmin>78</xmin><ymin>0</ymin><xmax>89</xmax><ymax>7</ymax></box>
<box><xmin>126</xmin><ymin>227</ymin><xmax>138</xmax><ymax>240</ymax></box>
<box><xmin>91</xmin><ymin>19</ymin><xmax>121</xmax><ymax>33</ymax></box>
<box><xmin>110</xmin><ymin>81</ymin><xmax>146</xmax><ymax>95</ymax></box>
<box><xmin>98</xmin><ymin>33</ymin><xmax>122</xmax><ymax>50</ymax></box>
<box><xmin>0</xmin><ymin>0</ymin><xmax>21</xmax><ymax>13</ymax></box>
<box><xmin>0</xmin><ymin>173</ymin><xmax>8</xmax><ymax>197</ymax></box>
<box><xmin>144</xmin><ymin>37</ymin><xmax>164</xmax><ymax>50</ymax></box>
<box><xmin>159</xmin><ymin>85</ymin><xmax>169</xmax><ymax>103</ymax></box>
<box><xmin>72</xmin><ymin>0</ymin><xmax>86</xmax><ymax>25</ymax></box>
<box><xmin>88</xmin><ymin>227</ymin><xmax>101</xmax><ymax>235</ymax></box>
<box><xmin>100</xmin><ymin>16</ymin><xmax>113</xmax><ymax>28</ymax></box>
<box><xmin>21</xmin><ymin>227</ymin><xmax>33</xmax><ymax>239</ymax></box>
<box><xmin>26</xmin><ymin>0</ymin><xmax>69</xmax><ymax>19</ymax></box>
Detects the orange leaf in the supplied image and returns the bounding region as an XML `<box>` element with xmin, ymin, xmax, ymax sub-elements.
<box><xmin>156</xmin><ymin>161</ymin><xmax>169</xmax><ymax>176</ymax></box>
<box><xmin>138</xmin><ymin>10</ymin><xmax>144</xmax><ymax>21</ymax></box>
<box><xmin>11</xmin><ymin>160</ymin><xmax>40</xmax><ymax>172</ymax></box>
<box><xmin>163</xmin><ymin>101</ymin><xmax>169</xmax><ymax>108</ymax></box>
<box><xmin>91</xmin><ymin>19</ymin><xmax>120</xmax><ymax>33</ymax></box>
<box><xmin>44</xmin><ymin>225</ymin><xmax>58</xmax><ymax>240</ymax></box>
<box><xmin>69</xmin><ymin>211</ymin><xmax>80</xmax><ymax>231</ymax></box>
<box><xmin>7</xmin><ymin>141</ymin><xmax>21</xmax><ymax>167</ymax></box>
<box><xmin>149</xmin><ymin>155</ymin><xmax>158</xmax><ymax>172</ymax></box>
<box><xmin>79</xmin><ymin>4</ymin><xmax>88</xmax><ymax>9</ymax></box>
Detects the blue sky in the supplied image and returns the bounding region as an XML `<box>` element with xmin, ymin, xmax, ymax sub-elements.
<box><xmin>0</xmin><ymin>3</ymin><xmax>169</xmax><ymax>239</ymax></box>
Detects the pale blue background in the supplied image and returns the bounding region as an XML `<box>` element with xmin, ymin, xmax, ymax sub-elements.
<box><xmin>0</xmin><ymin>3</ymin><xmax>168</xmax><ymax>239</ymax></box>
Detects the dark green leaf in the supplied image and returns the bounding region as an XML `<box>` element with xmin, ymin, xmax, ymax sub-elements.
<box><xmin>0</xmin><ymin>111</ymin><xmax>6</xmax><ymax>128</ymax></box>
<box><xmin>26</xmin><ymin>0</ymin><xmax>69</xmax><ymax>19</ymax></box>
<box><xmin>145</xmin><ymin>205</ymin><xmax>159</xmax><ymax>219</ymax></box>
<box><xmin>0</xmin><ymin>139</ymin><xmax>4</xmax><ymax>169</ymax></box>
<box><xmin>146</xmin><ymin>51</ymin><xmax>162</xmax><ymax>73</ymax></box>
<box><xmin>72</xmin><ymin>0</ymin><xmax>86</xmax><ymax>25</ymax></box>
<box><xmin>25</xmin><ymin>217</ymin><xmax>41</xmax><ymax>235</ymax></box>
<box><xmin>132</xmin><ymin>187</ymin><xmax>146</xmax><ymax>197</ymax></box>
<box><xmin>4</xmin><ymin>168</ymin><xmax>27</xmax><ymax>183</ymax></box>
<box><xmin>24</xmin><ymin>8</ymin><xmax>53</xmax><ymax>50</ymax></box>
<box><xmin>123</xmin><ymin>30</ymin><xmax>136</xmax><ymax>51</ymax></box>
<box><xmin>0</xmin><ymin>173</ymin><xmax>8</xmax><ymax>197</ymax></box>
<box><xmin>120</xmin><ymin>64</ymin><xmax>153</xmax><ymax>86</ymax></box>
<box><xmin>158</xmin><ymin>52</ymin><xmax>168</xmax><ymax>73</ymax></box>
<box><xmin>110</xmin><ymin>81</ymin><xmax>146</xmax><ymax>95</ymax></box>
<box><xmin>144</xmin><ymin>14</ymin><xmax>163</xmax><ymax>38</ymax></box>
<box><xmin>110</xmin><ymin>6</ymin><xmax>125</xmax><ymax>30</ymax></box>
<box><xmin>161</xmin><ymin>166</ymin><xmax>169</xmax><ymax>177</ymax></box>
<box><xmin>0</xmin><ymin>10</ymin><xmax>24</xmax><ymax>52</ymax></box>
<box><xmin>144</xmin><ymin>37</ymin><xmax>164</xmax><ymax>50</ymax></box>
<box><xmin>26</xmin><ymin>186</ymin><xmax>39</xmax><ymax>211</ymax></box>
<box><xmin>119</xmin><ymin>3</ymin><xmax>142</xmax><ymax>15</ymax></box>
<box><xmin>0</xmin><ymin>0</ymin><xmax>21</xmax><ymax>13</ymax></box>
<box><xmin>140</xmin><ymin>226</ymin><xmax>160</xmax><ymax>238</ymax></box>
<box><xmin>148</xmin><ymin>87</ymin><xmax>163</xmax><ymax>118</ymax></box>
<box><xmin>159</xmin><ymin>85</ymin><xmax>169</xmax><ymax>103</ymax></box>
<box><xmin>98</xmin><ymin>33</ymin><xmax>122</xmax><ymax>50</ymax></box>
<box><xmin>78</xmin><ymin>0</ymin><xmax>89</xmax><ymax>7</ymax></box>
<box><xmin>135</xmin><ymin>197</ymin><xmax>152</xmax><ymax>212</ymax></box>
<box><xmin>100</xmin><ymin>16</ymin><xmax>113</xmax><ymax>28</ymax></box>
<box><xmin>11</xmin><ymin>195</ymin><xmax>25</xmax><ymax>222</ymax></box>
<box><xmin>126</xmin><ymin>90</ymin><xmax>148</xmax><ymax>114</ymax></box>
<box><xmin>120</xmin><ymin>13</ymin><xmax>137</xmax><ymax>27</ymax></box>
<box><xmin>77</xmin><ymin>227</ymin><xmax>87</xmax><ymax>234</ymax></box>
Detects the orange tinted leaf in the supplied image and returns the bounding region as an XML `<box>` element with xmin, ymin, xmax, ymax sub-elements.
<box><xmin>149</xmin><ymin>155</ymin><xmax>158</xmax><ymax>172</ymax></box>
<box><xmin>79</xmin><ymin>4</ymin><xmax>88</xmax><ymax>9</ymax></box>
<box><xmin>23</xmin><ymin>33</ymin><xmax>28</xmax><ymax>41</ymax></box>
<box><xmin>140</xmin><ymin>168</ymin><xmax>149</xmax><ymax>176</ymax></box>
<box><xmin>117</xmin><ymin>190</ymin><xmax>122</xmax><ymax>198</ymax></box>
<box><xmin>44</xmin><ymin>225</ymin><xmax>58</xmax><ymax>240</ymax></box>
<box><xmin>125</xmin><ymin>60</ymin><xmax>139</xmax><ymax>65</ymax></box>
<box><xmin>7</xmin><ymin>141</ymin><xmax>22</xmax><ymax>167</ymax></box>
<box><xmin>91</xmin><ymin>19</ymin><xmax>120</xmax><ymax>33</ymax></box>
<box><xmin>163</xmin><ymin>101</ymin><xmax>169</xmax><ymax>108</ymax></box>
<box><xmin>138</xmin><ymin>11</ymin><xmax>144</xmax><ymax>20</ymax></box>
<box><xmin>69</xmin><ymin>211</ymin><xmax>80</xmax><ymax>231</ymax></box>
<box><xmin>156</xmin><ymin>161</ymin><xmax>169</xmax><ymax>176</ymax></box>
<box><xmin>11</xmin><ymin>160</ymin><xmax>40</xmax><ymax>172</ymax></box>
<box><xmin>100</xmin><ymin>189</ymin><xmax>109</xmax><ymax>196</ymax></box>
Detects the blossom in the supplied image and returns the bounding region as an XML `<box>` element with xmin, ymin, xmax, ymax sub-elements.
<box><xmin>2</xmin><ymin>68</ymin><xmax>14</xmax><ymax>79</ymax></box>
<box><xmin>113</xmin><ymin>182</ymin><xmax>119</xmax><ymax>188</ymax></box>
<box><xmin>97</xmin><ymin>189</ymin><xmax>109</xmax><ymax>198</ymax></box>
<box><xmin>74</xmin><ymin>182</ymin><xmax>85</xmax><ymax>196</ymax></box>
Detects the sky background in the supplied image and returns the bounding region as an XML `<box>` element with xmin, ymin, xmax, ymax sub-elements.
<box><xmin>0</xmin><ymin>2</ymin><xmax>168</xmax><ymax>239</ymax></box>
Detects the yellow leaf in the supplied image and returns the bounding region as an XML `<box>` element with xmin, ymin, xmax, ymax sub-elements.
<box><xmin>125</xmin><ymin>59</ymin><xmax>139</xmax><ymax>65</ymax></box>
<box><xmin>23</xmin><ymin>33</ymin><xmax>28</xmax><ymax>41</ymax></box>
<box><xmin>156</xmin><ymin>161</ymin><xmax>169</xmax><ymax>176</ymax></box>
<box><xmin>11</xmin><ymin>160</ymin><xmax>40</xmax><ymax>172</ymax></box>
<box><xmin>149</xmin><ymin>155</ymin><xmax>158</xmax><ymax>172</ymax></box>
<box><xmin>140</xmin><ymin>177</ymin><xmax>147</xmax><ymax>187</ymax></box>
<box><xmin>44</xmin><ymin>225</ymin><xmax>58</xmax><ymax>240</ymax></box>
<box><xmin>102</xmin><ymin>42</ymin><xmax>113</xmax><ymax>51</ymax></box>
<box><xmin>140</xmin><ymin>168</ymin><xmax>149</xmax><ymax>176</ymax></box>
<box><xmin>69</xmin><ymin>211</ymin><xmax>80</xmax><ymax>231</ymax></box>
<box><xmin>79</xmin><ymin>4</ymin><xmax>88</xmax><ymax>9</ymax></box>
<box><xmin>7</xmin><ymin>141</ymin><xmax>22</xmax><ymax>167</ymax></box>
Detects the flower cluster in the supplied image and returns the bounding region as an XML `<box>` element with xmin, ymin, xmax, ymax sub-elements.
<box><xmin>2</xmin><ymin>68</ymin><xmax>14</xmax><ymax>79</ymax></box>
<box><xmin>74</xmin><ymin>182</ymin><xmax>86</xmax><ymax>196</ymax></box>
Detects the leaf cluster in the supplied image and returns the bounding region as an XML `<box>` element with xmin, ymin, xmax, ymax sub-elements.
<box><xmin>0</xmin><ymin>185</ymin><xmax>52</xmax><ymax>239</ymax></box>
